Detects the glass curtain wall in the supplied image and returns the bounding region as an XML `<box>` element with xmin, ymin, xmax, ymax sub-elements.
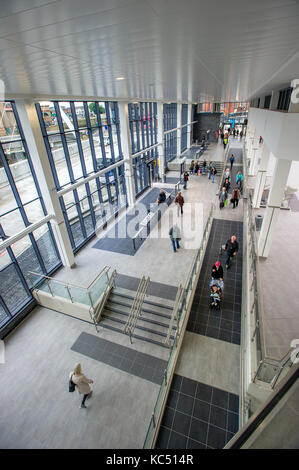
<box><xmin>36</xmin><ymin>101</ymin><xmax>127</xmax><ymax>252</ymax></box>
<box><xmin>128</xmin><ymin>102</ymin><xmax>158</xmax><ymax>197</ymax></box>
<box><xmin>0</xmin><ymin>101</ymin><xmax>61</xmax><ymax>330</ymax></box>
<box><xmin>163</xmin><ymin>103</ymin><xmax>177</xmax><ymax>168</ymax></box>
<box><xmin>181</xmin><ymin>104</ymin><xmax>188</xmax><ymax>152</ymax></box>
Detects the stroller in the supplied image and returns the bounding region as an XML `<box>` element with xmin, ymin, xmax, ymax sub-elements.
<box><xmin>209</xmin><ymin>278</ymin><xmax>224</xmax><ymax>309</ymax></box>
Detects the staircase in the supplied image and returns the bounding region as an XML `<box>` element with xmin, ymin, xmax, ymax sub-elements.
<box><xmin>99</xmin><ymin>287</ymin><xmax>176</xmax><ymax>348</ymax></box>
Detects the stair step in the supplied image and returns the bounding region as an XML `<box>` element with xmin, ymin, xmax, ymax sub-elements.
<box><xmin>101</xmin><ymin>310</ymin><xmax>175</xmax><ymax>340</ymax></box>
<box><xmin>108</xmin><ymin>294</ymin><xmax>174</xmax><ymax>320</ymax></box>
<box><xmin>112</xmin><ymin>288</ymin><xmax>174</xmax><ymax>311</ymax></box>
<box><xmin>105</xmin><ymin>302</ymin><xmax>176</xmax><ymax>330</ymax></box>
<box><xmin>100</xmin><ymin>320</ymin><xmax>169</xmax><ymax>349</ymax></box>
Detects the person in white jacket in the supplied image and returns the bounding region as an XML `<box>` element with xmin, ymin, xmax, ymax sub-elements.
<box><xmin>70</xmin><ymin>363</ymin><xmax>94</xmax><ymax>409</ymax></box>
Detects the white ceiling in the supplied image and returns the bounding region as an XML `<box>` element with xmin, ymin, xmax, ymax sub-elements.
<box><xmin>0</xmin><ymin>0</ymin><xmax>299</xmax><ymax>103</ymax></box>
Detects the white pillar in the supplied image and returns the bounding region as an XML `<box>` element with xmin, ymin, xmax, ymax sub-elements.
<box><xmin>177</xmin><ymin>103</ymin><xmax>182</xmax><ymax>157</ymax></box>
<box><xmin>187</xmin><ymin>104</ymin><xmax>192</xmax><ymax>148</ymax></box>
<box><xmin>258</xmin><ymin>158</ymin><xmax>291</xmax><ymax>258</ymax></box>
<box><xmin>157</xmin><ymin>103</ymin><xmax>165</xmax><ymax>179</ymax></box>
<box><xmin>252</xmin><ymin>145</ymin><xmax>270</xmax><ymax>208</ymax></box>
<box><xmin>117</xmin><ymin>102</ymin><xmax>136</xmax><ymax>207</ymax></box>
<box><xmin>15</xmin><ymin>99</ymin><xmax>75</xmax><ymax>268</ymax></box>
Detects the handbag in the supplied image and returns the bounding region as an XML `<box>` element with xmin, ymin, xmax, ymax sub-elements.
<box><xmin>69</xmin><ymin>374</ymin><xmax>76</xmax><ymax>393</ymax></box>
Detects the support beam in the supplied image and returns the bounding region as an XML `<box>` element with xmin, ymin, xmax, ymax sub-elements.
<box><xmin>157</xmin><ymin>103</ymin><xmax>165</xmax><ymax>179</ymax></box>
<box><xmin>187</xmin><ymin>104</ymin><xmax>192</xmax><ymax>148</ymax></box>
<box><xmin>15</xmin><ymin>99</ymin><xmax>75</xmax><ymax>268</ymax></box>
<box><xmin>258</xmin><ymin>158</ymin><xmax>291</xmax><ymax>258</ymax></box>
<box><xmin>176</xmin><ymin>103</ymin><xmax>182</xmax><ymax>157</ymax></box>
<box><xmin>117</xmin><ymin>102</ymin><xmax>136</xmax><ymax>207</ymax></box>
<box><xmin>252</xmin><ymin>145</ymin><xmax>270</xmax><ymax>208</ymax></box>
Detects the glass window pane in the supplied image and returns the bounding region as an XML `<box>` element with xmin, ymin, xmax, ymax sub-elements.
<box><xmin>65</xmin><ymin>132</ymin><xmax>82</xmax><ymax>181</ymax></box>
<box><xmin>79</xmin><ymin>129</ymin><xmax>94</xmax><ymax>174</ymax></box>
<box><xmin>0</xmin><ymin>208</ymin><xmax>26</xmax><ymax>237</ymax></box>
<box><xmin>87</xmin><ymin>102</ymin><xmax>98</xmax><ymax>127</ymax></box>
<box><xmin>24</xmin><ymin>199</ymin><xmax>45</xmax><ymax>223</ymax></box>
<box><xmin>74</xmin><ymin>102</ymin><xmax>87</xmax><ymax>127</ymax></box>
<box><xmin>48</xmin><ymin>134</ymin><xmax>71</xmax><ymax>187</ymax></box>
<box><xmin>12</xmin><ymin>236</ymin><xmax>44</xmax><ymax>288</ymax></box>
<box><xmin>0</xmin><ymin>102</ymin><xmax>20</xmax><ymax>142</ymax></box>
<box><xmin>58</xmin><ymin>102</ymin><xmax>74</xmax><ymax>131</ymax></box>
<box><xmin>0</xmin><ymin>168</ymin><xmax>18</xmax><ymax>214</ymax></box>
<box><xmin>0</xmin><ymin>262</ymin><xmax>31</xmax><ymax>314</ymax></box>
<box><xmin>2</xmin><ymin>142</ymin><xmax>39</xmax><ymax>204</ymax></box>
<box><xmin>0</xmin><ymin>301</ymin><xmax>9</xmax><ymax>327</ymax></box>
<box><xmin>39</xmin><ymin>101</ymin><xmax>58</xmax><ymax>134</ymax></box>
<box><xmin>66</xmin><ymin>207</ymin><xmax>84</xmax><ymax>247</ymax></box>
<box><xmin>33</xmin><ymin>224</ymin><xmax>60</xmax><ymax>272</ymax></box>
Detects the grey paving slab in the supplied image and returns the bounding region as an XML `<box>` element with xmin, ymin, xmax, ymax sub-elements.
<box><xmin>71</xmin><ymin>331</ymin><xmax>167</xmax><ymax>385</ymax></box>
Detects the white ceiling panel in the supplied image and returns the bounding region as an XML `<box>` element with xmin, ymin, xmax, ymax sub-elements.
<box><xmin>0</xmin><ymin>0</ymin><xmax>298</xmax><ymax>102</ymax></box>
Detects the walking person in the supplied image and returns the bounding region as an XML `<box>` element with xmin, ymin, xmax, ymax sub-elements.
<box><xmin>240</xmin><ymin>130</ymin><xmax>243</xmax><ymax>139</ymax></box>
<box><xmin>236</xmin><ymin>171</ymin><xmax>243</xmax><ymax>193</ymax></box>
<box><xmin>183</xmin><ymin>171</ymin><xmax>189</xmax><ymax>189</ymax></box>
<box><xmin>223</xmin><ymin>135</ymin><xmax>228</xmax><ymax>149</ymax></box>
<box><xmin>194</xmin><ymin>160</ymin><xmax>200</xmax><ymax>176</ymax></box>
<box><xmin>156</xmin><ymin>189</ymin><xmax>166</xmax><ymax>205</ymax></box>
<box><xmin>211</xmin><ymin>261</ymin><xmax>223</xmax><ymax>280</ymax></box>
<box><xmin>175</xmin><ymin>191</ymin><xmax>184</xmax><ymax>216</ymax></box>
<box><xmin>202</xmin><ymin>159</ymin><xmax>207</xmax><ymax>174</ymax></box>
<box><xmin>231</xmin><ymin>186</ymin><xmax>241</xmax><ymax>208</ymax></box>
<box><xmin>229</xmin><ymin>154</ymin><xmax>235</xmax><ymax>169</ymax></box>
<box><xmin>189</xmin><ymin>160</ymin><xmax>194</xmax><ymax>175</ymax></box>
<box><xmin>225</xmin><ymin>235</ymin><xmax>239</xmax><ymax>269</ymax></box>
<box><xmin>207</xmin><ymin>161</ymin><xmax>212</xmax><ymax>179</ymax></box>
<box><xmin>225</xmin><ymin>167</ymin><xmax>230</xmax><ymax>181</ymax></box>
<box><xmin>211</xmin><ymin>165</ymin><xmax>217</xmax><ymax>183</ymax></box>
<box><xmin>223</xmin><ymin>177</ymin><xmax>230</xmax><ymax>193</ymax></box>
<box><xmin>70</xmin><ymin>363</ymin><xmax>94</xmax><ymax>409</ymax></box>
<box><xmin>169</xmin><ymin>224</ymin><xmax>181</xmax><ymax>252</ymax></box>
<box><xmin>219</xmin><ymin>187</ymin><xmax>228</xmax><ymax>210</ymax></box>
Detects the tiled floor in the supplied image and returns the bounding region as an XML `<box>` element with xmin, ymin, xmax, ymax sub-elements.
<box><xmin>155</xmin><ymin>374</ymin><xmax>239</xmax><ymax>449</ymax></box>
<box><xmin>92</xmin><ymin>187</ymin><xmax>174</xmax><ymax>255</ymax></box>
<box><xmin>71</xmin><ymin>332</ymin><xmax>167</xmax><ymax>385</ymax></box>
<box><xmin>115</xmin><ymin>273</ymin><xmax>179</xmax><ymax>301</ymax></box>
<box><xmin>187</xmin><ymin>218</ymin><xmax>243</xmax><ymax>345</ymax></box>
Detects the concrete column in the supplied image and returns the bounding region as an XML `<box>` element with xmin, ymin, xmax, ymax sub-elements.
<box><xmin>258</xmin><ymin>158</ymin><xmax>291</xmax><ymax>258</ymax></box>
<box><xmin>15</xmin><ymin>99</ymin><xmax>75</xmax><ymax>268</ymax></box>
<box><xmin>157</xmin><ymin>103</ymin><xmax>165</xmax><ymax>179</ymax></box>
<box><xmin>187</xmin><ymin>104</ymin><xmax>192</xmax><ymax>148</ymax></box>
<box><xmin>252</xmin><ymin>145</ymin><xmax>270</xmax><ymax>208</ymax></box>
<box><xmin>177</xmin><ymin>103</ymin><xmax>182</xmax><ymax>157</ymax></box>
<box><xmin>118</xmin><ymin>102</ymin><xmax>136</xmax><ymax>207</ymax></box>
<box><xmin>248</xmin><ymin>129</ymin><xmax>260</xmax><ymax>175</ymax></box>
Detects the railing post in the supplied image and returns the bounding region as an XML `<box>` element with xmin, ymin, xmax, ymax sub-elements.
<box><xmin>152</xmin><ymin>413</ymin><xmax>156</xmax><ymax>428</ymax></box>
<box><xmin>66</xmin><ymin>285</ymin><xmax>73</xmax><ymax>303</ymax></box>
<box><xmin>164</xmin><ymin>369</ymin><xmax>167</xmax><ymax>385</ymax></box>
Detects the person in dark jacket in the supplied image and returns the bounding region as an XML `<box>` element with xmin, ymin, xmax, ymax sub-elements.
<box><xmin>156</xmin><ymin>189</ymin><xmax>166</xmax><ymax>205</ymax></box>
<box><xmin>211</xmin><ymin>261</ymin><xmax>223</xmax><ymax>280</ymax></box>
<box><xmin>219</xmin><ymin>187</ymin><xmax>228</xmax><ymax>209</ymax></box>
<box><xmin>231</xmin><ymin>187</ymin><xmax>241</xmax><ymax>208</ymax></box>
<box><xmin>183</xmin><ymin>171</ymin><xmax>189</xmax><ymax>189</ymax></box>
<box><xmin>202</xmin><ymin>159</ymin><xmax>207</xmax><ymax>174</ymax></box>
<box><xmin>175</xmin><ymin>191</ymin><xmax>184</xmax><ymax>216</ymax></box>
<box><xmin>211</xmin><ymin>166</ymin><xmax>217</xmax><ymax>183</ymax></box>
<box><xmin>223</xmin><ymin>177</ymin><xmax>230</xmax><ymax>192</ymax></box>
<box><xmin>230</xmin><ymin>154</ymin><xmax>235</xmax><ymax>169</ymax></box>
<box><xmin>194</xmin><ymin>161</ymin><xmax>200</xmax><ymax>175</ymax></box>
<box><xmin>225</xmin><ymin>235</ymin><xmax>239</xmax><ymax>269</ymax></box>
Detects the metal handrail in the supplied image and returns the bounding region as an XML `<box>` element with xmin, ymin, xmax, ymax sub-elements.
<box><xmin>124</xmin><ymin>276</ymin><xmax>150</xmax><ymax>343</ymax></box>
<box><xmin>216</xmin><ymin>143</ymin><xmax>230</xmax><ymax>196</ymax></box>
<box><xmin>164</xmin><ymin>285</ymin><xmax>184</xmax><ymax>347</ymax></box>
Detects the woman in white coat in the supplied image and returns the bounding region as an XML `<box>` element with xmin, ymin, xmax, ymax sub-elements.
<box><xmin>70</xmin><ymin>363</ymin><xmax>94</xmax><ymax>409</ymax></box>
